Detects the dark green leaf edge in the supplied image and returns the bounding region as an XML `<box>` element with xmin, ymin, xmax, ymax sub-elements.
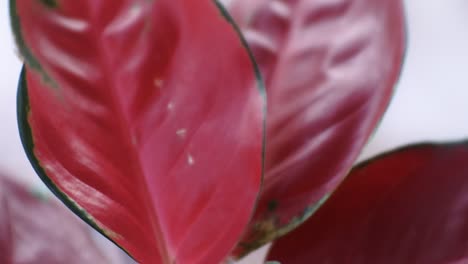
<box><xmin>16</xmin><ymin>1</ymin><xmax>267</xmax><ymax>262</ymax></box>
<box><xmin>214</xmin><ymin>0</ymin><xmax>267</xmax><ymax>177</ymax></box>
<box><xmin>16</xmin><ymin>66</ymin><xmax>133</xmax><ymax>259</ymax></box>
<box><xmin>214</xmin><ymin>0</ymin><xmax>269</xmax><ymax>255</ymax></box>
<box><xmin>352</xmin><ymin>139</ymin><xmax>468</xmax><ymax>172</ymax></box>
<box><xmin>9</xmin><ymin>0</ymin><xmax>56</xmax><ymax>87</ymax></box>
<box><xmin>39</xmin><ymin>0</ymin><xmax>59</xmax><ymax>9</ymax></box>
<box><xmin>236</xmin><ymin>193</ymin><xmax>330</xmax><ymax>257</ymax></box>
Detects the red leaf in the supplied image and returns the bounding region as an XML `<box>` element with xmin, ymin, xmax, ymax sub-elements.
<box><xmin>13</xmin><ymin>1</ymin><xmax>265</xmax><ymax>263</ymax></box>
<box><xmin>267</xmin><ymin>141</ymin><xmax>468</xmax><ymax>264</ymax></box>
<box><xmin>228</xmin><ymin>0</ymin><xmax>406</xmax><ymax>254</ymax></box>
<box><xmin>0</xmin><ymin>173</ymin><xmax>110</xmax><ymax>264</ymax></box>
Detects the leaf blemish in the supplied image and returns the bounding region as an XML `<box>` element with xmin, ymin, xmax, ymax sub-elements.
<box><xmin>154</xmin><ymin>78</ymin><xmax>164</xmax><ymax>88</ymax></box>
<box><xmin>176</xmin><ymin>129</ymin><xmax>187</xmax><ymax>138</ymax></box>
<box><xmin>268</xmin><ymin>200</ymin><xmax>278</xmax><ymax>212</ymax></box>
<box><xmin>39</xmin><ymin>0</ymin><xmax>58</xmax><ymax>8</ymax></box>
<box><xmin>167</xmin><ymin>102</ymin><xmax>174</xmax><ymax>111</ymax></box>
<box><xmin>187</xmin><ymin>154</ymin><xmax>195</xmax><ymax>166</ymax></box>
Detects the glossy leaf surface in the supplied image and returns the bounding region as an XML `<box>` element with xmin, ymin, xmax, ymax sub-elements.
<box><xmin>268</xmin><ymin>141</ymin><xmax>468</xmax><ymax>264</ymax></box>
<box><xmin>0</xmin><ymin>173</ymin><xmax>109</xmax><ymax>264</ymax></box>
<box><xmin>229</xmin><ymin>0</ymin><xmax>406</xmax><ymax>254</ymax></box>
<box><xmin>13</xmin><ymin>1</ymin><xmax>265</xmax><ymax>263</ymax></box>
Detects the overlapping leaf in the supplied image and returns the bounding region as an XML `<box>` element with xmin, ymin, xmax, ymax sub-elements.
<box><xmin>228</xmin><ymin>0</ymin><xmax>406</xmax><ymax>255</ymax></box>
<box><xmin>0</xmin><ymin>181</ymin><xmax>12</xmax><ymax>263</ymax></box>
<box><xmin>268</xmin><ymin>141</ymin><xmax>468</xmax><ymax>264</ymax></box>
<box><xmin>12</xmin><ymin>1</ymin><xmax>265</xmax><ymax>263</ymax></box>
<box><xmin>0</xmin><ymin>173</ymin><xmax>109</xmax><ymax>264</ymax></box>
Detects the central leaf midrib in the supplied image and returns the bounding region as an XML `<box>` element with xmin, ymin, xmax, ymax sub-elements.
<box><xmin>92</xmin><ymin>15</ymin><xmax>172</xmax><ymax>264</ymax></box>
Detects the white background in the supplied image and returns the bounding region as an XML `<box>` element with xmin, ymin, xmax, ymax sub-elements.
<box><xmin>1</xmin><ymin>1</ymin><xmax>468</xmax><ymax>263</ymax></box>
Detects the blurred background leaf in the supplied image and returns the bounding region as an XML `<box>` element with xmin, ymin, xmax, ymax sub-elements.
<box><xmin>0</xmin><ymin>172</ymin><xmax>112</xmax><ymax>264</ymax></box>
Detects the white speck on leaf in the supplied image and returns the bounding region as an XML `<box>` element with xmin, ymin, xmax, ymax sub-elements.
<box><xmin>187</xmin><ymin>154</ymin><xmax>195</xmax><ymax>166</ymax></box>
<box><xmin>167</xmin><ymin>102</ymin><xmax>174</xmax><ymax>111</ymax></box>
<box><xmin>176</xmin><ymin>129</ymin><xmax>187</xmax><ymax>138</ymax></box>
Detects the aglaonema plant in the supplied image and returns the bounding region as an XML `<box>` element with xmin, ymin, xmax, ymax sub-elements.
<box><xmin>7</xmin><ymin>0</ymin><xmax>468</xmax><ymax>263</ymax></box>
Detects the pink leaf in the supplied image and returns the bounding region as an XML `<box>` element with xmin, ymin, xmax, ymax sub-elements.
<box><xmin>0</xmin><ymin>173</ymin><xmax>110</xmax><ymax>264</ymax></box>
<box><xmin>229</xmin><ymin>0</ymin><xmax>406</xmax><ymax>255</ymax></box>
